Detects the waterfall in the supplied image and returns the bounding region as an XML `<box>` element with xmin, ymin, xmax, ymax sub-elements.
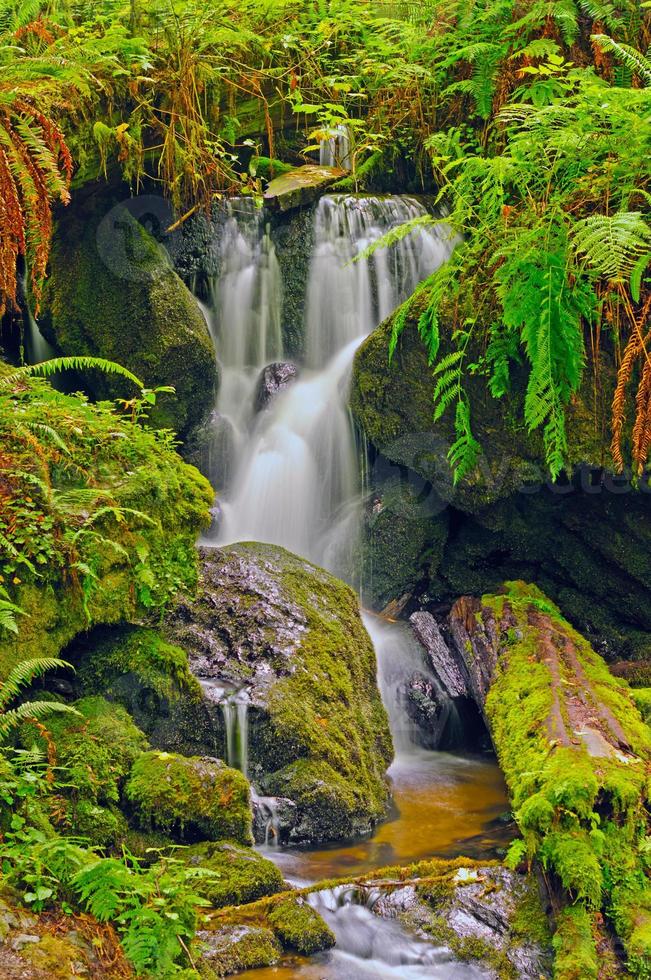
<box><xmin>198</xmin><ymin>679</ymin><xmax>250</xmax><ymax>776</ymax></box>
<box><xmin>209</xmin><ymin>194</ymin><xmax>452</xmax><ymax>573</ymax></box>
<box><xmin>363</xmin><ymin>612</ymin><xmax>458</xmax><ymax>754</ymax></box>
<box><xmin>319</xmin><ymin>124</ymin><xmax>352</xmax><ymax>170</ymax></box>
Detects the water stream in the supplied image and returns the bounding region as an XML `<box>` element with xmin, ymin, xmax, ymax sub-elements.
<box><xmin>199</xmin><ymin>194</ymin><xmax>508</xmax><ymax>975</ymax></box>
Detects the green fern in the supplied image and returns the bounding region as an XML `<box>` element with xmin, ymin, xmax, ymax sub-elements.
<box><xmin>0</xmin><ymin>657</ymin><xmax>79</xmax><ymax>740</ymax></box>
<box><xmin>591</xmin><ymin>35</ymin><xmax>651</xmax><ymax>85</ymax></box>
<box><xmin>352</xmin><ymin>214</ymin><xmax>439</xmax><ymax>264</ymax></box>
<box><xmin>448</xmin><ymin>399</ymin><xmax>481</xmax><ymax>483</ymax></box>
<box><xmin>0</xmin><ymin>357</ymin><xmax>143</xmax><ymax>390</ymax></box>
<box><xmin>571</xmin><ymin>212</ymin><xmax>651</xmax><ymax>283</ymax></box>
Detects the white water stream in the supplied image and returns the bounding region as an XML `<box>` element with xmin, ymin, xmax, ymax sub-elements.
<box><xmin>199</xmin><ymin>196</ymin><xmax>504</xmax><ymax>977</ymax></box>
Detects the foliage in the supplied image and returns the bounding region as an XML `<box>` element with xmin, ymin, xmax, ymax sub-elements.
<box><xmin>0</xmin><ymin>366</ymin><xmax>211</xmax><ymax>649</ymax></box>
<box><xmin>0</xmin><ymin>656</ymin><xmax>79</xmax><ymax>740</ymax></box>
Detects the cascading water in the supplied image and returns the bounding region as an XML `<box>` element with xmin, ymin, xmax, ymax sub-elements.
<box><xmin>198</xmin><ymin>196</ymin><xmax>509</xmax><ymax>978</ymax></box>
<box><xmin>209</xmin><ymin>194</ymin><xmax>452</xmax><ymax>572</ymax></box>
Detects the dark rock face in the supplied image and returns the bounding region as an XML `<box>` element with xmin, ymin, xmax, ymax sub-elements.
<box><xmin>410</xmin><ymin>611</ymin><xmax>468</xmax><ymax>698</ymax></box>
<box><xmin>254</xmin><ymin>361</ymin><xmax>298</xmax><ymax>412</ymax></box>
<box><xmin>350</xmin><ymin>301</ymin><xmax>651</xmax><ymax>667</ymax></box>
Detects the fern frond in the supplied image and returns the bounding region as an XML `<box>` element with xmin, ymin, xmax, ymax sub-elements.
<box><xmin>591</xmin><ymin>35</ymin><xmax>651</xmax><ymax>85</ymax></box>
<box><xmin>0</xmin><ymin>700</ymin><xmax>80</xmax><ymax>740</ymax></box>
<box><xmin>0</xmin><ymin>657</ymin><xmax>74</xmax><ymax>711</ymax></box>
<box><xmin>572</xmin><ymin>212</ymin><xmax>651</xmax><ymax>282</ymax></box>
<box><xmin>352</xmin><ymin>214</ymin><xmax>439</xmax><ymax>263</ymax></box>
<box><xmin>0</xmin><ymin>357</ymin><xmax>143</xmax><ymax>390</ymax></box>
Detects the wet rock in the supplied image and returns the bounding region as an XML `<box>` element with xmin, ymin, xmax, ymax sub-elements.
<box><xmin>372</xmin><ymin>865</ymin><xmax>552</xmax><ymax>980</ymax></box>
<box><xmin>197</xmin><ymin>924</ymin><xmax>280</xmax><ymax>975</ymax></box>
<box><xmin>253</xmin><ymin>361</ymin><xmax>298</xmax><ymax>412</ymax></box>
<box><xmin>252</xmin><ymin>795</ymin><xmax>298</xmax><ymax>845</ymax></box>
<box><xmin>400</xmin><ymin>671</ymin><xmax>450</xmax><ymax>749</ymax></box>
<box><xmin>264</xmin><ymin>165</ymin><xmax>345</xmax><ymax>213</ymax></box>
<box><xmin>410</xmin><ymin>611</ymin><xmax>468</xmax><ymax>698</ymax></box>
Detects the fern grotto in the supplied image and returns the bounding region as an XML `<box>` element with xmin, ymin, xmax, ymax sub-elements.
<box><xmin>0</xmin><ymin>0</ymin><xmax>650</xmax><ymax>977</ymax></box>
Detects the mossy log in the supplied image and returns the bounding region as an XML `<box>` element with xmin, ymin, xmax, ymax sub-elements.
<box><xmin>446</xmin><ymin>582</ymin><xmax>651</xmax><ymax>978</ymax></box>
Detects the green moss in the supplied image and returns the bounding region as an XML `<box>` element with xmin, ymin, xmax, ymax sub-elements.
<box><xmin>260</xmin><ymin>547</ymin><xmax>392</xmax><ymax>840</ymax></box>
<box><xmin>184</xmin><ymin>841</ymin><xmax>284</xmax><ymax>908</ymax></box>
<box><xmin>40</xmin><ymin>199</ymin><xmax>217</xmax><ymax>438</ymax></box>
<box><xmin>632</xmin><ymin>688</ymin><xmax>651</xmax><ymax>725</ymax></box>
<box><xmin>0</xmin><ymin>373</ymin><xmax>213</xmax><ymax>681</ymax></box>
<box><xmin>126</xmin><ymin>751</ymin><xmax>253</xmax><ymax>845</ymax></box>
<box><xmin>75</xmin><ymin>626</ymin><xmax>204</xmax><ymax>749</ymax></box>
<box><xmin>472</xmin><ymin>582</ymin><xmax>651</xmax><ymax>977</ymax></box>
<box><xmin>267</xmin><ymin>895</ymin><xmax>335</xmax><ymax>955</ymax></box>
<box><xmin>552</xmin><ymin>905</ymin><xmax>598</xmax><ymax>980</ymax></box>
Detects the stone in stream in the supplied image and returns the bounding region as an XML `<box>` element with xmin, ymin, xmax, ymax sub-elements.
<box><xmin>164</xmin><ymin>542</ymin><xmax>394</xmax><ymax>845</ymax></box>
<box><xmin>263</xmin><ymin>164</ymin><xmax>345</xmax><ymax>212</ymax></box>
<box><xmin>253</xmin><ymin>360</ymin><xmax>298</xmax><ymax>412</ymax></box>
<box><xmin>410</xmin><ymin>610</ymin><xmax>469</xmax><ymax>698</ymax></box>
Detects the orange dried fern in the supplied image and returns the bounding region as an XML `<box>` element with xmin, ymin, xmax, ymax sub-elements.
<box><xmin>0</xmin><ymin>95</ymin><xmax>72</xmax><ymax>317</ymax></box>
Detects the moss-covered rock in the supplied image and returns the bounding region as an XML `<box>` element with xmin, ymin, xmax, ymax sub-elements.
<box><xmin>632</xmin><ymin>688</ymin><xmax>651</xmax><ymax>725</ymax></box>
<box><xmin>166</xmin><ymin>542</ymin><xmax>393</xmax><ymax>844</ymax></box>
<box><xmin>196</xmin><ymin>924</ymin><xmax>280</xmax><ymax>977</ymax></box>
<box><xmin>74</xmin><ymin>626</ymin><xmax>210</xmax><ymax>754</ymax></box>
<box><xmin>40</xmin><ymin>197</ymin><xmax>217</xmax><ymax>439</ymax></box>
<box><xmin>263</xmin><ymin>165</ymin><xmax>344</xmax><ymax>212</ymax></box>
<box><xmin>126</xmin><ymin>751</ymin><xmax>253</xmax><ymax>845</ymax></box>
<box><xmin>267</xmin><ymin>895</ymin><xmax>335</xmax><ymax>955</ymax></box>
<box><xmin>350</xmin><ymin>298</ymin><xmax>614</xmax><ymax>512</ymax></box>
<box><xmin>184</xmin><ymin>841</ymin><xmax>284</xmax><ymax>908</ymax></box>
<box><xmin>446</xmin><ymin>582</ymin><xmax>651</xmax><ymax>978</ymax></box>
<box><xmin>20</xmin><ymin>696</ymin><xmax>146</xmax><ymax>847</ymax></box>
<box><xmin>0</xmin><ymin>373</ymin><xmax>213</xmax><ymax>681</ymax></box>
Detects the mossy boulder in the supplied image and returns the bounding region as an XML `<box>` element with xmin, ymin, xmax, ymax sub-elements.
<box><xmin>40</xmin><ymin>197</ymin><xmax>217</xmax><ymax>439</ymax></box>
<box><xmin>184</xmin><ymin>841</ymin><xmax>284</xmax><ymax>908</ymax></box>
<box><xmin>446</xmin><ymin>582</ymin><xmax>651</xmax><ymax>978</ymax></box>
<box><xmin>267</xmin><ymin>895</ymin><xmax>335</xmax><ymax>955</ymax></box>
<box><xmin>125</xmin><ymin>751</ymin><xmax>253</xmax><ymax>845</ymax></box>
<box><xmin>196</xmin><ymin>924</ymin><xmax>280</xmax><ymax>977</ymax></box>
<box><xmin>263</xmin><ymin>165</ymin><xmax>344</xmax><ymax>212</ymax></box>
<box><xmin>0</xmin><ymin>373</ymin><xmax>213</xmax><ymax>682</ymax></box>
<box><xmin>166</xmin><ymin>542</ymin><xmax>393</xmax><ymax>844</ymax></box>
<box><xmin>350</xmin><ymin>296</ymin><xmax>613</xmax><ymax>513</ymax></box>
<box><xmin>73</xmin><ymin>626</ymin><xmax>211</xmax><ymax>754</ymax></box>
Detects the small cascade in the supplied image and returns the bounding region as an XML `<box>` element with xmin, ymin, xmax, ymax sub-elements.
<box><xmin>221</xmin><ymin>689</ymin><xmax>250</xmax><ymax>777</ymax></box>
<box><xmin>199</xmin><ymin>200</ymin><xmax>284</xmax><ymax>493</ymax></box>
<box><xmin>304</xmin><ymin>886</ymin><xmax>490</xmax><ymax>978</ymax></box>
<box><xmin>197</xmin><ymin>679</ymin><xmax>250</xmax><ymax>776</ymax></box>
<box><xmin>319</xmin><ymin>124</ymin><xmax>352</xmax><ymax>170</ymax></box>
<box><xmin>303</xmin><ymin>195</ymin><xmax>445</xmax><ymax>368</ymax></box>
<box><xmin>363</xmin><ymin>612</ymin><xmax>459</xmax><ymax>754</ymax></box>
